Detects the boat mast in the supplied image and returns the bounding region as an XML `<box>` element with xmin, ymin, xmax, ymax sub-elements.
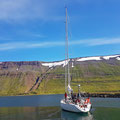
<box><xmin>65</xmin><ymin>7</ymin><xmax>67</xmax><ymax>92</ymax></box>
<box><xmin>65</xmin><ymin>7</ymin><xmax>71</xmax><ymax>93</ymax></box>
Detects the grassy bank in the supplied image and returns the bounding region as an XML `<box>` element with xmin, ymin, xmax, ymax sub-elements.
<box><xmin>29</xmin><ymin>76</ymin><xmax>120</xmax><ymax>95</ymax></box>
<box><xmin>0</xmin><ymin>60</ymin><xmax>120</xmax><ymax>96</ymax></box>
<box><xmin>0</xmin><ymin>76</ymin><xmax>120</xmax><ymax>96</ymax></box>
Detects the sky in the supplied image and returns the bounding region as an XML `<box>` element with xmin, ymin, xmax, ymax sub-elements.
<box><xmin>0</xmin><ymin>0</ymin><xmax>120</xmax><ymax>62</ymax></box>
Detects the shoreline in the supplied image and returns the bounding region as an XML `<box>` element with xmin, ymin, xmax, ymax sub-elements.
<box><xmin>0</xmin><ymin>93</ymin><xmax>120</xmax><ymax>98</ymax></box>
<box><xmin>81</xmin><ymin>93</ymin><xmax>120</xmax><ymax>98</ymax></box>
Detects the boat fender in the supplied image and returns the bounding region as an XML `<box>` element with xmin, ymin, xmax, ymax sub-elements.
<box><xmin>80</xmin><ymin>105</ymin><xmax>83</xmax><ymax>108</ymax></box>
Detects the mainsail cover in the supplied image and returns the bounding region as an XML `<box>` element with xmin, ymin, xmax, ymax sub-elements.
<box><xmin>67</xmin><ymin>84</ymin><xmax>73</xmax><ymax>94</ymax></box>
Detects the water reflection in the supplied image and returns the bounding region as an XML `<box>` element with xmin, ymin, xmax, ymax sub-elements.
<box><xmin>61</xmin><ymin>110</ymin><xmax>94</xmax><ymax>120</ymax></box>
<box><xmin>0</xmin><ymin>106</ymin><xmax>94</xmax><ymax>120</ymax></box>
<box><xmin>0</xmin><ymin>106</ymin><xmax>120</xmax><ymax>120</ymax></box>
<box><xmin>0</xmin><ymin>107</ymin><xmax>61</xmax><ymax>120</ymax></box>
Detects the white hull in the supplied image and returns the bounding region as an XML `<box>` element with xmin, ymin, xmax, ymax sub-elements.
<box><xmin>60</xmin><ymin>99</ymin><xmax>91</xmax><ymax>113</ymax></box>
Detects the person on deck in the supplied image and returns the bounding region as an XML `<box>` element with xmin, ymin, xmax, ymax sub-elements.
<box><xmin>86</xmin><ymin>97</ymin><xmax>90</xmax><ymax>103</ymax></box>
<box><xmin>75</xmin><ymin>98</ymin><xmax>80</xmax><ymax>104</ymax></box>
<box><xmin>65</xmin><ymin>92</ymin><xmax>67</xmax><ymax>102</ymax></box>
<box><xmin>71</xmin><ymin>91</ymin><xmax>74</xmax><ymax>102</ymax></box>
<box><xmin>77</xmin><ymin>93</ymin><xmax>80</xmax><ymax>99</ymax></box>
<box><xmin>84</xmin><ymin>97</ymin><xmax>90</xmax><ymax>104</ymax></box>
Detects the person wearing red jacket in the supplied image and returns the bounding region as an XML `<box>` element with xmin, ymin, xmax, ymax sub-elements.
<box><xmin>65</xmin><ymin>92</ymin><xmax>67</xmax><ymax>102</ymax></box>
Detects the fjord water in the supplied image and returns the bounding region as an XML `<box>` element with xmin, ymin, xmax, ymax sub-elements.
<box><xmin>0</xmin><ymin>95</ymin><xmax>120</xmax><ymax>120</ymax></box>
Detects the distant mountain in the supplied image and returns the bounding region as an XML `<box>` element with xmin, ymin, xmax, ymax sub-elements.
<box><xmin>0</xmin><ymin>54</ymin><xmax>120</xmax><ymax>96</ymax></box>
<box><xmin>41</xmin><ymin>54</ymin><xmax>120</xmax><ymax>67</ymax></box>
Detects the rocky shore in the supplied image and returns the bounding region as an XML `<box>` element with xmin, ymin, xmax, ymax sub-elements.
<box><xmin>81</xmin><ymin>93</ymin><xmax>120</xmax><ymax>98</ymax></box>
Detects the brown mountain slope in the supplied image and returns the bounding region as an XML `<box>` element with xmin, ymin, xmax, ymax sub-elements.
<box><xmin>0</xmin><ymin>55</ymin><xmax>120</xmax><ymax>96</ymax></box>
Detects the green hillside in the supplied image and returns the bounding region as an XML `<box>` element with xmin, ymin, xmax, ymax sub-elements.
<box><xmin>0</xmin><ymin>58</ymin><xmax>120</xmax><ymax>96</ymax></box>
<box><xmin>35</xmin><ymin>61</ymin><xmax>120</xmax><ymax>95</ymax></box>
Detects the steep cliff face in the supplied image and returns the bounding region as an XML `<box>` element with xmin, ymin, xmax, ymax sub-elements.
<box><xmin>0</xmin><ymin>61</ymin><xmax>45</xmax><ymax>95</ymax></box>
<box><xmin>0</xmin><ymin>55</ymin><xmax>120</xmax><ymax>95</ymax></box>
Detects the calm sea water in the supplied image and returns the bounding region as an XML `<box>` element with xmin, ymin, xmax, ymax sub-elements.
<box><xmin>0</xmin><ymin>94</ymin><xmax>120</xmax><ymax>120</ymax></box>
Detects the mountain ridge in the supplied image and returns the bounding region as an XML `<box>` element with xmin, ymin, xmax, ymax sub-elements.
<box><xmin>0</xmin><ymin>54</ymin><xmax>120</xmax><ymax>96</ymax></box>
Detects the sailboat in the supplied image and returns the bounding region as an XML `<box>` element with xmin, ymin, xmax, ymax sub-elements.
<box><xmin>60</xmin><ymin>7</ymin><xmax>92</xmax><ymax>113</ymax></box>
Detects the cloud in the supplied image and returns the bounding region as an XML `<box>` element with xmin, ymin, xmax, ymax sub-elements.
<box><xmin>0</xmin><ymin>41</ymin><xmax>64</xmax><ymax>51</ymax></box>
<box><xmin>83</xmin><ymin>38</ymin><xmax>120</xmax><ymax>46</ymax></box>
<box><xmin>69</xmin><ymin>38</ymin><xmax>120</xmax><ymax>46</ymax></box>
<box><xmin>0</xmin><ymin>0</ymin><xmax>65</xmax><ymax>22</ymax></box>
<box><xmin>0</xmin><ymin>37</ymin><xmax>120</xmax><ymax>51</ymax></box>
<box><xmin>0</xmin><ymin>42</ymin><xmax>26</xmax><ymax>50</ymax></box>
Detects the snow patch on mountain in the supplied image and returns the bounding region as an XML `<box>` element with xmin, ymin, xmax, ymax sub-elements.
<box><xmin>116</xmin><ymin>57</ymin><xmax>120</xmax><ymax>60</ymax></box>
<box><xmin>77</xmin><ymin>57</ymin><xmax>101</xmax><ymax>61</ymax></box>
<box><xmin>103</xmin><ymin>55</ymin><xmax>119</xmax><ymax>60</ymax></box>
<box><xmin>42</xmin><ymin>60</ymin><xmax>69</xmax><ymax>67</ymax></box>
<box><xmin>42</xmin><ymin>55</ymin><xmax>120</xmax><ymax>67</ymax></box>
